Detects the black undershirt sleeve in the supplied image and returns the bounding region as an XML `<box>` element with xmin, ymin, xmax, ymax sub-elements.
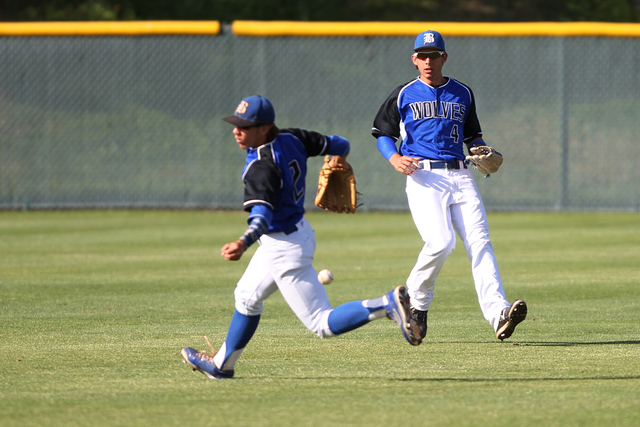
<box><xmin>462</xmin><ymin>86</ymin><xmax>483</xmax><ymax>142</ymax></box>
<box><xmin>372</xmin><ymin>84</ymin><xmax>405</xmax><ymax>139</ymax></box>
<box><xmin>279</xmin><ymin>128</ymin><xmax>328</xmax><ymax>157</ymax></box>
<box><xmin>243</xmin><ymin>159</ymin><xmax>281</xmax><ymax>212</ymax></box>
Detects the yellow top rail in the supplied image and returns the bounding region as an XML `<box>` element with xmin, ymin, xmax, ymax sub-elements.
<box><xmin>2</xmin><ymin>21</ymin><xmax>640</xmax><ymax>37</ymax></box>
<box><xmin>232</xmin><ymin>21</ymin><xmax>640</xmax><ymax>37</ymax></box>
<box><xmin>0</xmin><ymin>21</ymin><xmax>220</xmax><ymax>36</ymax></box>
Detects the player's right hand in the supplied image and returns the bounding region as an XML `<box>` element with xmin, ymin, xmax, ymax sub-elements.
<box><xmin>221</xmin><ymin>240</ymin><xmax>247</xmax><ymax>261</ymax></box>
<box><xmin>389</xmin><ymin>154</ymin><xmax>421</xmax><ymax>175</ymax></box>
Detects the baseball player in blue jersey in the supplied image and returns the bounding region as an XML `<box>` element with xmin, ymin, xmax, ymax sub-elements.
<box><xmin>372</xmin><ymin>31</ymin><xmax>527</xmax><ymax>341</ymax></box>
<box><xmin>182</xmin><ymin>95</ymin><xmax>421</xmax><ymax>379</ymax></box>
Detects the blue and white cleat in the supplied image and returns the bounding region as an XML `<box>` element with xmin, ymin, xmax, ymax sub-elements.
<box><xmin>181</xmin><ymin>347</ymin><xmax>234</xmax><ymax>379</ymax></box>
<box><xmin>385</xmin><ymin>286</ymin><xmax>422</xmax><ymax>346</ymax></box>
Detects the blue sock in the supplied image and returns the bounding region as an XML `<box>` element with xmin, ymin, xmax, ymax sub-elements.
<box><xmin>327</xmin><ymin>298</ymin><xmax>386</xmax><ymax>335</ymax></box>
<box><xmin>225</xmin><ymin>310</ymin><xmax>260</xmax><ymax>351</ymax></box>
<box><xmin>215</xmin><ymin>310</ymin><xmax>260</xmax><ymax>370</ymax></box>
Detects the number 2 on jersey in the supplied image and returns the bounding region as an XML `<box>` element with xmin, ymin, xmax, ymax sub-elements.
<box><xmin>289</xmin><ymin>160</ymin><xmax>304</xmax><ymax>203</ymax></box>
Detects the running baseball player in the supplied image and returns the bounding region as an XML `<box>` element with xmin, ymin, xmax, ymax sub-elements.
<box><xmin>182</xmin><ymin>95</ymin><xmax>421</xmax><ymax>379</ymax></box>
<box><xmin>371</xmin><ymin>31</ymin><xmax>527</xmax><ymax>341</ymax></box>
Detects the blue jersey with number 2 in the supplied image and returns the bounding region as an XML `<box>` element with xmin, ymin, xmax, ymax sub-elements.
<box><xmin>242</xmin><ymin>128</ymin><xmax>347</xmax><ymax>233</ymax></box>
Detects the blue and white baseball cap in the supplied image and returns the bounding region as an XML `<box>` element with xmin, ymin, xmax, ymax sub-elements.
<box><xmin>414</xmin><ymin>30</ymin><xmax>446</xmax><ymax>52</ymax></box>
<box><xmin>223</xmin><ymin>95</ymin><xmax>275</xmax><ymax>127</ymax></box>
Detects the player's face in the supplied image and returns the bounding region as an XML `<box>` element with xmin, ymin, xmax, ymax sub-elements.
<box><xmin>412</xmin><ymin>48</ymin><xmax>447</xmax><ymax>85</ymax></box>
<box><xmin>232</xmin><ymin>124</ymin><xmax>269</xmax><ymax>149</ymax></box>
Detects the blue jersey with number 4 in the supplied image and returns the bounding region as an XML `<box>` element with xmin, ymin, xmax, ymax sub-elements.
<box><xmin>372</xmin><ymin>77</ymin><xmax>483</xmax><ymax>162</ymax></box>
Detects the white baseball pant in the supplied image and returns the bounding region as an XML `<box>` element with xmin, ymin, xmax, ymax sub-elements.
<box><xmin>233</xmin><ymin>218</ymin><xmax>336</xmax><ymax>338</ymax></box>
<box><xmin>405</xmin><ymin>166</ymin><xmax>510</xmax><ymax>330</ymax></box>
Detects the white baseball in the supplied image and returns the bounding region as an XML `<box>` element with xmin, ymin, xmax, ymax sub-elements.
<box><xmin>318</xmin><ymin>269</ymin><xmax>334</xmax><ymax>285</ymax></box>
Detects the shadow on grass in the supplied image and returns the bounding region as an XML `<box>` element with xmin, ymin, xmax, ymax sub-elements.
<box><xmin>438</xmin><ymin>340</ymin><xmax>640</xmax><ymax>346</ymax></box>
<box><xmin>234</xmin><ymin>375</ymin><xmax>640</xmax><ymax>382</ymax></box>
<box><xmin>395</xmin><ymin>375</ymin><xmax>640</xmax><ymax>382</ymax></box>
<box><xmin>516</xmin><ymin>340</ymin><xmax>640</xmax><ymax>346</ymax></box>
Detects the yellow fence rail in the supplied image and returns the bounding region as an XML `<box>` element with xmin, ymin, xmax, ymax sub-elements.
<box><xmin>232</xmin><ymin>21</ymin><xmax>640</xmax><ymax>37</ymax></box>
<box><xmin>1</xmin><ymin>21</ymin><xmax>640</xmax><ymax>37</ymax></box>
<box><xmin>0</xmin><ymin>21</ymin><xmax>220</xmax><ymax>36</ymax></box>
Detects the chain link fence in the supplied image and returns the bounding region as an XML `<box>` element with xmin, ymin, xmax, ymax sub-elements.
<box><xmin>2</xmin><ymin>30</ymin><xmax>639</xmax><ymax>211</ymax></box>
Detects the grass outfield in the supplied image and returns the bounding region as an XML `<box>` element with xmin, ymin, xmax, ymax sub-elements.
<box><xmin>1</xmin><ymin>210</ymin><xmax>639</xmax><ymax>427</ymax></box>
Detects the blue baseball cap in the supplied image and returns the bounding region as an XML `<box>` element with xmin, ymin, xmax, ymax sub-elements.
<box><xmin>414</xmin><ymin>30</ymin><xmax>446</xmax><ymax>52</ymax></box>
<box><xmin>223</xmin><ymin>95</ymin><xmax>275</xmax><ymax>127</ymax></box>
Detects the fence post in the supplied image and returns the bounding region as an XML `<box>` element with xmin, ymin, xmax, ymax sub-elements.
<box><xmin>558</xmin><ymin>37</ymin><xmax>569</xmax><ymax>210</ymax></box>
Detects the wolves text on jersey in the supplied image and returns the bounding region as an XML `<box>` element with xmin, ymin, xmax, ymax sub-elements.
<box><xmin>409</xmin><ymin>101</ymin><xmax>466</xmax><ymax>123</ymax></box>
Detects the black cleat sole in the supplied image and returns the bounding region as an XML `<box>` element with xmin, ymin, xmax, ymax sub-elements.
<box><xmin>497</xmin><ymin>300</ymin><xmax>527</xmax><ymax>341</ymax></box>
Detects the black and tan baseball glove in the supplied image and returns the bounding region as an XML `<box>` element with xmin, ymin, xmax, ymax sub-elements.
<box><xmin>314</xmin><ymin>156</ymin><xmax>359</xmax><ymax>213</ymax></box>
<box><xmin>465</xmin><ymin>146</ymin><xmax>504</xmax><ymax>176</ymax></box>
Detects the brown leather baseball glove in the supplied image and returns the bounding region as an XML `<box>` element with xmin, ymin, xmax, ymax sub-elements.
<box><xmin>466</xmin><ymin>146</ymin><xmax>504</xmax><ymax>175</ymax></box>
<box><xmin>314</xmin><ymin>156</ymin><xmax>359</xmax><ymax>213</ymax></box>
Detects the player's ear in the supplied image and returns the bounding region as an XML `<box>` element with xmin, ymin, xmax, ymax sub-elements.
<box><xmin>259</xmin><ymin>124</ymin><xmax>276</xmax><ymax>141</ymax></box>
<box><xmin>265</xmin><ymin>124</ymin><xmax>278</xmax><ymax>141</ymax></box>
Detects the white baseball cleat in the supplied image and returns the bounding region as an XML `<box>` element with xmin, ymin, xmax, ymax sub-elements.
<box><xmin>385</xmin><ymin>286</ymin><xmax>422</xmax><ymax>346</ymax></box>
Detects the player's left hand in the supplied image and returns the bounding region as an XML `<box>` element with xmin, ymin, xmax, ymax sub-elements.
<box><xmin>221</xmin><ymin>240</ymin><xmax>247</xmax><ymax>261</ymax></box>
<box><xmin>327</xmin><ymin>155</ymin><xmax>349</xmax><ymax>168</ymax></box>
<box><xmin>465</xmin><ymin>146</ymin><xmax>503</xmax><ymax>175</ymax></box>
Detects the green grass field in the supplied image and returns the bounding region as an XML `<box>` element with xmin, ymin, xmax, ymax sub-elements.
<box><xmin>1</xmin><ymin>210</ymin><xmax>639</xmax><ymax>427</ymax></box>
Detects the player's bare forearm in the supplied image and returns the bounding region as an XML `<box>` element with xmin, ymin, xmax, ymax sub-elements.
<box><xmin>389</xmin><ymin>153</ymin><xmax>421</xmax><ymax>175</ymax></box>
<box><xmin>221</xmin><ymin>240</ymin><xmax>247</xmax><ymax>261</ymax></box>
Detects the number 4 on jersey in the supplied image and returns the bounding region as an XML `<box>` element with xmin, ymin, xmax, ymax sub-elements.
<box><xmin>450</xmin><ymin>124</ymin><xmax>460</xmax><ymax>143</ymax></box>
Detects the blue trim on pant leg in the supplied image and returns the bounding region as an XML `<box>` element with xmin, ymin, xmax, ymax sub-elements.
<box><xmin>327</xmin><ymin>301</ymin><xmax>374</xmax><ymax>335</ymax></box>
